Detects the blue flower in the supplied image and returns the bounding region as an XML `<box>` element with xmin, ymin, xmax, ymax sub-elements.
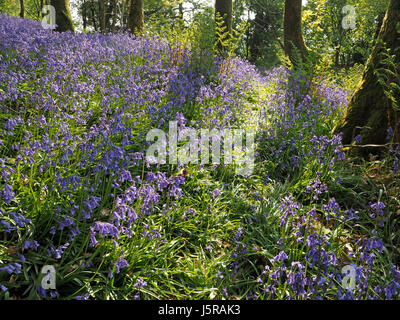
<box><xmin>384</xmin><ymin>281</ymin><xmax>400</xmax><ymax>300</ymax></box>
<box><xmin>270</xmin><ymin>251</ymin><xmax>288</xmax><ymax>264</ymax></box>
<box><xmin>212</xmin><ymin>188</ymin><xmax>221</xmax><ymax>198</ymax></box>
<box><xmin>2</xmin><ymin>184</ymin><xmax>15</xmax><ymax>205</ymax></box>
<box><xmin>134</xmin><ymin>278</ymin><xmax>147</xmax><ymax>289</ymax></box>
<box><xmin>370</xmin><ymin>201</ymin><xmax>385</xmax><ymax>216</ymax></box>
<box><xmin>37</xmin><ymin>286</ymin><xmax>47</xmax><ymax>298</ymax></box>
<box><xmin>24</xmin><ymin>240</ymin><xmax>40</xmax><ymax>251</ymax></box>
<box><xmin>386</xmin><ymin>127</ymin><xmax>394</xmax><ymax>140</ymax></box>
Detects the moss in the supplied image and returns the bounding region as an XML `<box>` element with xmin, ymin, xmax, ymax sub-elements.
<box><xmin>334</xmin><ymin>0</ymin><xmax>400</xmax><ymax>153</ymax></box>
<box><xmin>128</xmin><ymin>0</ymin><xmax>144</xmax><ymax>35</ymax></box>
<box><xmin>51</xmin><ymin>0</ymin><xmax>74</xmax><ymax>32</ymax></box>
<box><xmin>284</xmin><ymin>0</ymin><xmax>310</xmax><ymax>66</ymax></box>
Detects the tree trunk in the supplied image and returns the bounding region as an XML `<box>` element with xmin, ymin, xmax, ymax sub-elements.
<box><xmin>91</xmin><ymin>0</ymin><xmax>98</xmax><ymax>31</ymax></box>
<box><xmin>51</xmin><ymin>0</ymin><xmax>75</xmax><ymax>32</ymax></box>
<box><xmin>215</xmin><ymin>0</ymin><xmax>233</xmax><ymax>52</ymax></box>
<box><xmin>19</xmin><ymin>0</ymin><xmax>24</xmax><ymax>18</ymax></box>
<box><xmin>121</xmin><ymin>0</ymin><xmax>127</xmax><ymax>31</ymax></box>
<box><xmin>284</xmin><ymin>0</ymin><xmax>309</xmax><ymax>65</ymax></box>
<box><xmin>98</xmin><ymin>0</ymin><xmax>106</xmax><ymax>32</ymax></box>
<box><xmin>128</xmin><ymin>0</ymin><xmax>144</xmax><ymax>35</ymax></box>
<box><xmin>334</xmin><ymin>0</ymin><xmax>400</xmax><ymax>150</ymax></box>
<box><xmin>111</xmin><ymin>0</ymin><xmax>117</xmax><ymax>33</ymax></box>
<box><xmin>178</xmin><ymin>2</ymin><xmax>184</xmax><ymax>20</ymax></box>
<box><xmin>82</xmin><ymin>0</ymin><xmax>87</xmax><ymax>31</ymax></box>
<box><xmin>105</xmin><ymin>0</ymin><xmax>114</xmax><ymax>31</ymax></box>
<box><xmin>40</xmin><ymin>0</ymin><xmax>44</xmax><ymax>18</ymax></box>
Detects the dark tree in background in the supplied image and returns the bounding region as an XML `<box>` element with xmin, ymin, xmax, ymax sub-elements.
<box><xmin>284</xmin><ymin>0</ymin><xmax>309</xmax><ymax>65</ymax></box>
<box><xmin>215</xmin><ymin>0</ymin><xmax>233</xmax><ymax>34</ymax></box>
<box><xmin>82</xmin><ymin>0</ymin><xmax>87</xmax><ymax>30</ymax></box>
<box><xmin>245</xmin><ymin>0</ymin><xmax>284</xmax><ymax>67</ymax></box>
<box><xmin>110</xmin><ymin>0</ymin><xmax>117</xmax><ymax>32</ymax></box>
<box><xmin>19</xmin><ymin>0</ymin><xmax>24</xmax><ymax>18</ymax></box>
<box><xmin>128</xmin><ymin>0</ymin><xmax>144</xmax><ymax>35</ymax></box>
<box><xmin>51</xmin><ymin>0</ymin><xmax>75</xmax><ymax>32</ymax></box>
<box><xmin>334</xmin><ymin>0</ymin><xmax>400</xmax><ymax>148</ymax></box>
<box><xmin>98</xmin><ymin>0</ymin><xmax>105</xmax><ymax>32</ymax></box>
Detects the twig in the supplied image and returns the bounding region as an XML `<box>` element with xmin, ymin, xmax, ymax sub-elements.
<box><xmin>343</xmin><ymin>143</ymin><xmax>394</xmax><ymax>149</ymax></box>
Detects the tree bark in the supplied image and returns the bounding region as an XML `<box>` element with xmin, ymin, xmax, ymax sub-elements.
<box><xmin>82</xmin><ymin>0</ymin><xmax>87</xmax><ymax>31</ymax></box>
<box><xmin>105</xmin><ymin>0</ymin><xmax>114</xmax><ymax>31</ymax></box>
<box><xmin>334</xmin><ymin>0</ymin><xmax>400</xmax><ymax>150</ymax></box>
<box><xmin>111</xmin><ymin>0</ymin><xmax>117</xmax><ymax>33</ymax></box>
<box><xmin>91</xmin><ymin>0</ymin><xmax>98</xmax><ymax>31</ymax></box>
<box><xmin>40</xmin><ymin>0</ymin><xmax>44</xmax><ymax>18</ymax></box>
<box><xmin>121</xmin><ymin>0</ymin><xmax>127</xmax><ymax>31</ymax></box>
<box><xmin>98</xmin><ymin>0</ymin><xmax>106</xmax><ymax>32</ymax></box>
<box><xmin>128</xmin><ymin>0</ymin><xmax>144</xmax><ymax>35</ymax></box>
<box><xmin>283</xmin><ymin>0</ymin><xmax>309</xmax><ymax>65</ymax></box>
<box><xmin>19</xmin><ymin>0</ymin><xmax>24</xmax><ymax>18</ymax></box>
<box><xmin>215</xmin><ymin>0</ymin><xmax>233</xmax><ymax>52</ymax></box>
<box><xmin>51</xmin><ymin>0</ymin><xmax>75</xmax><ymax>32</ymax></box>
<box><xmin>178</xmin><ymin>2</ymin><xmax>184</xmax><ymax>20</ymax></box>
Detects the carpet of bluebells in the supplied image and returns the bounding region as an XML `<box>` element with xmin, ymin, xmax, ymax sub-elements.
<box><xmin>0</xmin><ymin>15</ymin><xmax>399</xmax><ymax>300</ymax></box>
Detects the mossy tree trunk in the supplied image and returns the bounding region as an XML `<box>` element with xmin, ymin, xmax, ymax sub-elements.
<box><xmin>128</xmin><ymin>0</ymin><xmax>144</xmax><ymax>35</ymax></box>
<box><xmin>51</xmin><ymin>0</ymin><xmax>75</xmax><ymax>32</ymax></box>
<box><xmin>215</xmin><ymin>0</ymin><xmax>233</xmax><ymax>53</ymax></box>
<box><xmin>334</xmin><ymin>0</ymin><xmax>400</xmax><ymax>150</ymax></box>
<box><xmin>284</xmin><ymin>0</ymin><xmax>309</xmax><ymax>65</ymax></box>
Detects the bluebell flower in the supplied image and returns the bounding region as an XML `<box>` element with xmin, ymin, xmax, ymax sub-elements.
<box><xmin>270</xmin><ymin>251</ymin><xmax>288</xmax><ymax>264</ymax></box>
<box><xmin>338</xmin><ymin>288</ymin><xmax>354</xmax><ymax>300</ymax></box>
<box><xmin>24</xmin><ymin>240</ymin><xmax>40</xmax><ymax>251</ymax></box>
<box><xmin>212</xmin><ymin>188</ymin><xmax>221</xmax><ymax>198</ymax></box>
<box><xmin>2</xmin><ymin>184</ymin><xmax>15</xmax><ymax>205</ymax></box>
<box><xmin>134</xmin><ymin>278</ymin><xmax>147</xmax><ymax>289</ymax></box>
<box><xmin>233</xmin><ymin>227</ymin><xmax>242</xmax><ymax>242</ymax></box>
<box><xmin>384</xmin><ymin>281</ymin><xmax>400</xmax><ymax>300</ymax></box>
<box><xmin>0</xmin><ymin>262</ymin><xmax>22</xmax><ymax>274</ymax></box>
<box><xmin>370</xmin><ymin>201</ymin><xmax>385</xmax><ymax>217</ymax></box>
<box><xmin>386</xmin><ymin>127</ymin><xmax>394</xmax><ymax>140</ymax></box>
<box><xmin>37</xmin><ymin>286</ymin><xmax>47</xmax><ymax>298</ymax></box>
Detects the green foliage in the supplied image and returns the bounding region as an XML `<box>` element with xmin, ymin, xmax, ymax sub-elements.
<box><xmin>0</xmin><ymin>0</ymin><xmax>43</xmax><ymax>20</ymax></box>
<box><xmin>373</xmin><ymin>39</ymin><xmax>400</xmax><ymax>112</ymax></box>
<box><xmin>233</xmin><ymin>0</ymin><xmax>285</xmax><ymax>67</ymax></box>
<box><xmin>303</xmin><ymin>0</ymin><xmax>389</xmax><ymax>68</ymax></box>
<box><xmin>214</xmin><ymin>11</ymin><xmax>248</xmax><ymax>58</ymax></box>
<box><xmin>0</xmin><ymin>0</ymin><xmax>19</xmax><ymax>15</ymax></box>
<box><xmin>188</xmin><ymin>6</ymin><xmax>216</xmax><ymax>53</ymax></box>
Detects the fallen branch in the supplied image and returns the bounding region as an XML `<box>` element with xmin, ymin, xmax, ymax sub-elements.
<box><xmin>343</xmin><ymin>143</ymin><xmax>395</xmax><ymax>149</ymax></box>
